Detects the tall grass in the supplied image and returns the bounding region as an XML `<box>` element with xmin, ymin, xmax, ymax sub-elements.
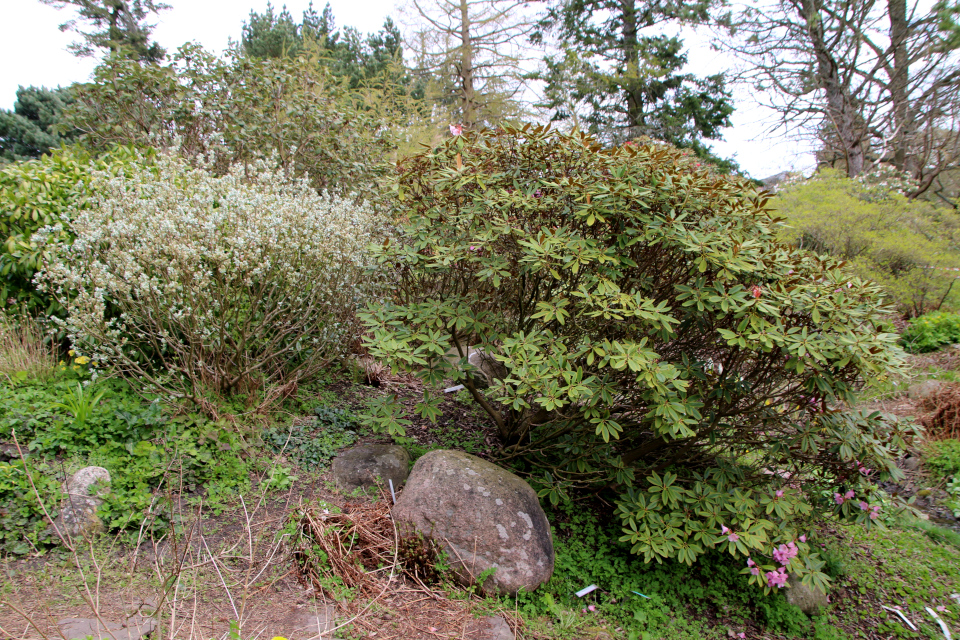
<box><xmin>0</xmin><ymin>314</ymin><xmax>57</xmax><ymax>383</ymax></box>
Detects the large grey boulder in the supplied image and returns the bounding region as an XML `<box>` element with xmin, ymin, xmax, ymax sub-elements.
<box><xmin>331</xmin><ymin>444</ymin><xmax>410</xmax><ymax>493</ymax></box>
<box><xmin>56</xmin><ymin>466</ymin><xmax>110</xmax><ymax>539</ymax></box>
<box><xmin>785</xmin><ymin>574</ymin><xmax>828</xmax><ymax>615</ymax></box>
<box><xmin>392</xmin><ymin>449</ymin><xmax>554</xmax><ymax>596</ymax></box>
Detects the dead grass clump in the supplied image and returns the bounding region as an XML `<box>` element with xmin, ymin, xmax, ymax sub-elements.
<box><xmin>0</xmin><ymin>314</ymin><xmax>57</xmax><ymax>382</ymax></box>
<box><xmin>354</xmin><ymin>354</ymin><xmax>421</xmax><ymax>388</ymax></box>
<box><xmin>290</xmin><ymin>498</ymin><xmax>397</xmax><ymax>598</ymax></box>
<box><xmin>920</xmin><ymin>382</ymin><xmax>960</xmax><ymax>439</ymax></box>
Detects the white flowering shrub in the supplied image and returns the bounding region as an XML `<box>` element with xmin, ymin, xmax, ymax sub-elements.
<box><xmin>39</xmin><ymin>152</ymin><xmax>382</xmax><ymax>405</ymax></box>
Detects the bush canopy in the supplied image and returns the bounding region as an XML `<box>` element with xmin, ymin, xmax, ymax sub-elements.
<box><xmin>39</xmin><ymin>151</ymin><xmax>383</xmax><ymax>407</ymax></box>
<box><xmin>362</xmin><ymin>125</ymin><xmax>917</xmax><ymax>592</ymax></box>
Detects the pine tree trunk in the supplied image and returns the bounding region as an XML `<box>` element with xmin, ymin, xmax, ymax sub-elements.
<box><xmin>459</xmin><ymin>0</ymin><xmax>476</xmax><ymax>128</ymax></box>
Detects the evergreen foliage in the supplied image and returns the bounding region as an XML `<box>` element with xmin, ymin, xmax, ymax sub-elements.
<box><xmin>533</xmin><ymin>0</ymin><xmax>735</xmax><ymax>169</ymax></box>
<box><xmin>0</xmin><ymin>145</ymin><xmax>143</xmax><ymax>315</ymax></box>
<box><xmin>40</xmin><ymin>0</ymin><xmax>168</xmax><ymax>62</ymax></box>
<box><xmin>0</xmin><ymin>86</ymin><xmax>77</xmax><ymax>164</ymax></box>
<box><xmin>240</xmin><ymin>2</ymin><xmax>413</xmax><ymax>93</ymax></box>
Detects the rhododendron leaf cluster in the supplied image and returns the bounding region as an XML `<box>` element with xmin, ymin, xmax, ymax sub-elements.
<box><xmin>362</xmin><ymin>125</ymin><xmax>920</xmax><ymax>589</ymax></box>
<box><xmin>39</xmin><ymin>151</ymin><xmax>383</xmax><ymax>406</ymax></box>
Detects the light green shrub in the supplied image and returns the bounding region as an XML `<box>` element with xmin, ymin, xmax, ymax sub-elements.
<box><xmin>38</xmin><ymin>151</ymin><xmax>384</xmax><ymax>407</ymax></box>
<box><xmin>775</xmin><ymin>169</ymin><xmax>960</xmax><ymax>317</ymax></box>
<box><xmin>362</xmin><ymin>125</ymin><xmax>918</xmax><ymax>593</ymax></box>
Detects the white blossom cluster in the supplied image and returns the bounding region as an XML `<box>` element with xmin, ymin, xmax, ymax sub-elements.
<box><xmin>854</xmin><ymin>163</ymin><xmax>920</xmax><ymax>197</ymax></box>
<box><xmin>38</xmin><ymin>150</ymin><xmax>385</xmax><ymax>400</ymax></box>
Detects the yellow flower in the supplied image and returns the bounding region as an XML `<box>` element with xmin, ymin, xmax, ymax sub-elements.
<box><xmin>68</xmin><ymin>349</ymin><xmax>75</xmax><ymax>356</ymax></box>
<box><xmin>75</xmin><ymin>356</ymin><xmax>90</xmax><ymax>365</ymax></box>
<box><xmin>72</xmin><ymin>365</ymin><xmax>80</xmax><ymax>371</ymax></box>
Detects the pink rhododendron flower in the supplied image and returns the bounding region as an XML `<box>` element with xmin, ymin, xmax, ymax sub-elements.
<box><xmin>773</xmin><ymin>542</ymin><xmax>798</xmax><ymax>565</ymax></box>
<box><xmin>750</xmin><ymin>567</ymin><xmax>760</xmax><ymax>576</ymax></box>
<box><xmin>449</xmin><ymin>124</ymin><xmax>463</xmax><ymax>136</ymax></box>
<box><xmin>859</xmin><ymin>501</ymin><xmax>869</xmax><ymax>511</ymax></box>
<box><xmin>766</xmin><ymin>568</ymin><xmax>789</xmax><ymax>588</ymax></box>
<box><xmin>728</xmin><ymin>533</ymin><xmax>740</xmax><ymax>542</ymax></box>
<box><xmin>747</xmin><ymin>558</ymin><xmax>755</xmax><ymax>567</ymax></box>
<box><xmin>776</xmin><ymin>490</ymin><xmax>784</xmax><ymax>498</ymax></box>
<box><xmin>721</xmin><ymin>525</ymin><xmax>730</xmax><ymax>534</ymax></box>
<box><xmin>845</xmin><ymin>490</ymin><xmax>855</xmax><ymax>500</ymax></box>
<box><xmin>751</xmin><ymin>285</ymin><xmax>763</xmax><ymax>298</ymax></box>
<box><xmin>799</xmin><ymin>535</ymin><xmax>806</xmax><ymax>543</ymax></box>
<box><xmin>834</xmin><ymin>493</ymin><xmax>844</xmax><ymax>505</ymax></box>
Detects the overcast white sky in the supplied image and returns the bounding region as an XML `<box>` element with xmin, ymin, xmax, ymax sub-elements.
<box><xmin>0</xmin><ymin>0</ymin><xmax>817</xmax><ymax>179</ymax></box>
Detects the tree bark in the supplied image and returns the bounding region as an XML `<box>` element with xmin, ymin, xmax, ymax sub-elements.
<box><xmin>799</xmin><ymin>0</ymin><xmax>867</xmax><ymax>176</ymax></box>
<box><xmin>621</xmin><ymin>0</ymin><xmax>643</xmax><ymax>137</ymax></box>
<box><xmin>459</xmin><ymin>0</ymin><xmax>477</xmax><ymax>128</ymax></box>
<box><xmin>888</xmin><ymin>0</ymin><xmax>913</xmax><ymax>173</ymax></box>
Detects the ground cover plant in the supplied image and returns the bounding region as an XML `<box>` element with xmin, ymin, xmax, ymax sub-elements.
<box><xmin>362</xmin><ymin>125</ymin><xmax>919</xmax><ymax>592</ymax></box>
<box><xmin>38</xmin><ymin>151</ymin><xmax>384</xmax><ymax>408</ymax></box>
<box><xmin>0</xmin><ymin>365</ymin><xmax>255</xmax><ymax>549</ymax></box>
<box><xmin>901</xmin><ymin>312</ymin><xmax>960</xmax><ymax>353</ymax></box>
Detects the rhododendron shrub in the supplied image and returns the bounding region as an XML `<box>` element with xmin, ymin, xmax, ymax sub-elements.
<box><xmin>39</xmin><ymin>151</ymin><xmax>382</xmax><ymax>405</ymax></box>
<box><xmin>361</xmin><ymin>125</ymin><xmax>920</xmax><ymax>592</ymax></box>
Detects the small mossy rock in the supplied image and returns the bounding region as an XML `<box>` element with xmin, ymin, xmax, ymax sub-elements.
<box><xmin>468</xmin><ymin>348</ymin><xmax>507</xmax><ymax>389</ymax></box>
<box><xmin>58</xmin><ymin>614</ymin><xmax>155</xmax><ymax>640</ymax></box>
<box><xmin>332</xmin><ymin>444</ymin><xmax>410</xmax><ymax>493</ymax></box>
<box><xmin>785</xmin><ymin>574</ymin><xmax>828</xmax><ymax>615</ymax></box>
<box><xmin>908</xmin><ymin>379</ymin><xmax>944</xmax><ymax>401</ymax></box>
<box><xmin>443</xmin><ymin>346</ymin><xmax>507</xmax><ymax>390</ymax></box>
<box><xmin>465</xmin><ymin>615</ymin><xmax>514</xmax><ymax>640</ymax></box>
<box><xmin>392</xmin><ymin>449</ymin><xmax>554</xmax><ymax>596</ymax></box>
<box><xmin>56</xmin><ymin>466</ymin><xmax>110</xmax><ymax>539</ymax></box>
<box><xmin>0</xmin><ymin>442</ymin><xmax>20</xmax><ymax>461</ymax></box>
